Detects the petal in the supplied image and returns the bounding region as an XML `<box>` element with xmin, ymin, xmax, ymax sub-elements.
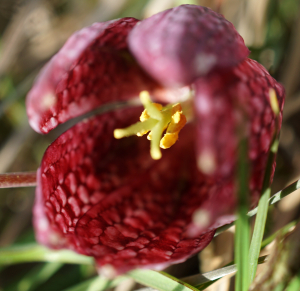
<box><xmin>35</xmin><ymin>108</ymin><xmax>143</xmax><ymax>249</ymax></box>
<box><xmin>75</xmin><ymin>131</ymin><xmax>215</xmax><ymax>275</ymax></box>
<box><xmin>26</xmin><ymin>18</ymin><xmax>158</xmax><ymax>134</ymax></box>
<box><xmin>34</xmin><ymin>107</ymin><xmax>215</xmax><ymax>275</ymax></box>
<box><xmin>128</xmin><ymin>5</ymin><xmax>249</xmax><ymax>87</ymax></box>
<box><xmin>195</xmin><ymin>58</ymin><xmax>284</xmax><ymax>180</ymax></box>
<box><xmin>33</xmin><ymin>168</ymin><xmax>72</xmax><ymax>249</ymax></box>
<box><xmin>192</xmin><ymin>58</ymin><xmax>285</xmax><ymax>231</ymax></box>
<box><xmin>185</xmin><ymin>179</ymin><xmax>237</xmax><ymax>237</ymax></box>
<box><xmin>76</xmin><ymin>167</ymin><xmax>215</xmax><ymax>275</ymax></box>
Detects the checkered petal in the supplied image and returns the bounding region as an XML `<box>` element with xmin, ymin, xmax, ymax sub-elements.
<box><xmin>128</xmin><ymin>5</ymin><xmax>249</xmax><ymax>87</ymax></box>
<box><xmin>34</xmin><ymin>107</ymin><xmax>215</xmax><ymax>275</ymax></box>
<box><xmin>190</xmin><ymin>58</ymin><xmax>285</xmax><ymax>234</ymax></box>
<box><xmin>26</xmin><ymin>18</ymin><xmax>157</xmax><ymax>134</ymax></box>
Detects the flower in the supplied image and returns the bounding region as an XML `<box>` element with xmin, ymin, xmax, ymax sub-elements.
<box><xmin>26</xmin><ymin>5</ymin><xmax>285</xmax><ymax>276</ymax></box>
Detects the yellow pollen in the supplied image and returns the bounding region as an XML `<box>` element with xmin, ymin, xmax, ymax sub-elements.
<box><xmin>113</xmin><ymin>91</ymin><xmax>187</xmax><ymax>160</ymax></box>
<box><xmin>160</xmin><ymin>132</ymin><xmax>179</xmax><ymax>149</ymax></box>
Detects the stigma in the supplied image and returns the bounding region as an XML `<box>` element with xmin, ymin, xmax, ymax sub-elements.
<box><xmin>114</xmin><ymin>91</ymin><xmax>187</xmax><ymax>160</ymax></box>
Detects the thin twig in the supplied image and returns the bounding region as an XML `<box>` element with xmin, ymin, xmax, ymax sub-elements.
<box><xmin>0</xmin><ymin>172</ymin><xmax>37</xmax><ymax>188</ymax></box>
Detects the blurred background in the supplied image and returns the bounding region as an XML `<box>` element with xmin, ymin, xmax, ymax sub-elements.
<box><xmin>0</xmin><ymin>0</ymin><xmax>300</xmax><ymax>290</ymax></box>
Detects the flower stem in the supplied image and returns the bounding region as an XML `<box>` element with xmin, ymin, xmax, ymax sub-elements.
<box><xmin>0</xmin><ymin>171</ymin><xmax>37</xmax><ymax>188</ymax></box>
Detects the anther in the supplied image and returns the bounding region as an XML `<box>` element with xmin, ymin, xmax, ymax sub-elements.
<box><xmin>113</xmin><ymin>91</ymin><xmax>187</xmax><ymax>160</ymax></box>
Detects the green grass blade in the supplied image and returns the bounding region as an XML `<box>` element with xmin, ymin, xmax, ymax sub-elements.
<box><xmin>0</xmin><ymin>244</ymin><xmax>94</xmax><ymax>265</ymax></box>
<box><xmin>274</xmin><ymin>283</ymin><xmax>285</xmax><ymax>291</ymax></box>
<box><xmin>183</xmin><ymin>264</ymin><xmax>237</xmax><ymax>286</ymax></box>
<box><xmin>185</xmin><ymin>219</ymin><xmax>296</xmax><ymax>289</ymax></box>
<box><xmin>62</xmin><ymin>276</ymin><xmax>125</xmax><ymax>291</ymax></box>
<box><xmin>195</xmin><ymin>256</ymin><xmax>267</xmax><ymax>290</ymax></box>
<box><xmin>129</xmin><ymin>269</ymin><xmax>199</xmax><ymax>291</ymax></box>
<box><xmin>215</xmin><ymin>177</ymin><xmax>300</xmax><ymax>237</ymax></box>
<box><xmin>235</xmin><ymin>137</ymin><xmax>250</xmax><ymax>291</ymax></box>
<box><xmin>286</xmin><ymin>272</ymin><xmax>300</xmax><ymax>291</ymax></box>
<box><xmin>248</xmin><ymin>188</ymin><xmax>271</xmax><ymax>282</ymax></box>
<box><xmin>6</xmin><ymin>262</ymin><xmax>62</xmax><ymax>291</ymax></box>
<box><xmin>235</xmin><ymin>215</ymin><xmax>250</xmax><ymax>291</ymax></box>
<box><xmin>261</xmin><ymin>220</ymin><xmax>298</xmax><ymax>249</ymax></box>
<box><xmin>249</xmin><ymin>139</ymin><xmax>279</xmax><ymax>283</ymax></box>
<box><xmin>256</xmin><ymin>177</ymin><xmax>300</xmax><ymax>214</ymax></box>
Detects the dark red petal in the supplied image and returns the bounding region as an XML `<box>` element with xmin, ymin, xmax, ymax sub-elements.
<box><xmin>35</xmin><ymin>108</ymin><xmax>143</xmax><ymax>249</ymax></box>
<box><xmin>192</xmin><ymin>58</ymin><xmax>285</xmax><ymax>231</ymax></box>
<box><xmin>75</xmin><ymin>129</ymin><xmax>215</xmax><ymax>275</ymax></box>
<box><xmin>128</xmin><ymin>5</ymin><xmax>249</xmax><ymax>88</ymax></box>
<box><xmin>26</xmin><ymin>18</ymin><xmax>158</xmax><ymax>134</ymax></box>
<box><xmin>34</xmin><ymin>107</ymin><xmax>216</xmax><ymax>275</ymax></box>
<box><xmin>76</xmin><ymin>162</ymin><xmax>215</xmax><ymax>275</ymax></box>
<box><xmin>33</xmin><ymin>168</ymin><xmax>72</xmax><ymax>249</ymax></box>
<box><xmin>185</xmin><ymin>179</ymin><xmax>237</xmax><ymax>237</ymax></box>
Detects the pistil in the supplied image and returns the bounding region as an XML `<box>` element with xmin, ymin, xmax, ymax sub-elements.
<box><xmin>114</xmin><ymin>91</ymin><xmax>187</xmax><ymax>160</ymax></box>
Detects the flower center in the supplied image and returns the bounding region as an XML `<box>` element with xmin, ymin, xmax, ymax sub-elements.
<box><xmin>114</xmin><ymin>91</ymin><xmax>187</xmax><ymax>160</ymax></box>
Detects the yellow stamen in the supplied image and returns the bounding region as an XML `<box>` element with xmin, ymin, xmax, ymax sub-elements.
<box><xmin>139</xmin><ymin>91</ymin><xmax>163</xmax><ymax>120</ymax></box>
<box><xmin>114</xmin><ymin>118</ymin><xmax>158</xmax><ymax>139</ymax></box>
<box><xmin>147</xmin><ymin>131</ymin><xmax>152</xmax><ymax>140</ymax></box>
<box><xmin>113</xmin><ymin>91</ymin><xmax>187</xmax><ymax>160</ymax></box>
<box><xmin>140</xmin><ymin>103</ymin><xmax>163</xmax><ymax>122</ymax></box>
<box><xmin>160</xmin><ymin>132</ymin><xmax>179</xmax><ymax>149</ymax></box>
<box><xmin>171</xmin><ymin>103</ymin><xmax>182</xmax><ymax>115</ymax></box>
<box><xmin>269</xmin><ymin>88</ymin><xmax>279</xmax><ymax>116</ymax></box>
<box><xmin>160</xmin><ymin>106</ymin><xmax>187</xmax><ymax>149</ymax></box>
<box><xmin>167</xmin><ymin>111</ymin><xmax>187</xmax><ymax>133</ymax></box>
<box><xmin>136</xmin><ymin>130</ymin><xmax>148</xmax><ymax>137</ymax></box>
